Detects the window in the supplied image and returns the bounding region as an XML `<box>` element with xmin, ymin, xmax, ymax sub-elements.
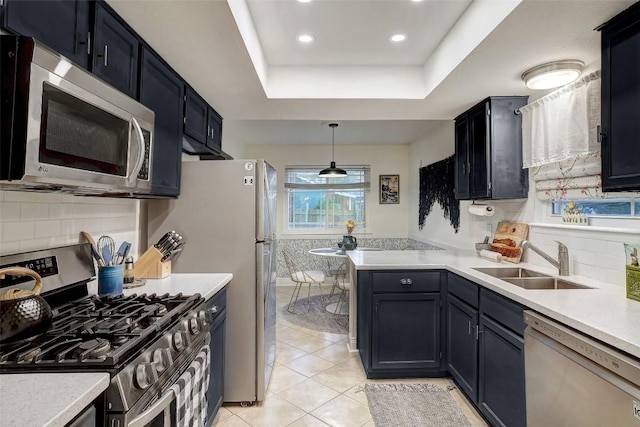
<box><xmin>285</xmin><ymin>167</ymin><xmax>370</xmax><ymax>231</ymax></box>
<box><xmin>551</xmin><ymin>198</ymin><xmax>640</xmax><ymax>217</ymax></box>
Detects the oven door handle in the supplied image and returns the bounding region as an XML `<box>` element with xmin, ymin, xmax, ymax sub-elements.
<box><xmin>128</xmin><ymin>388</ymin><xmax>175</xmax><ymax>427</ymax></box>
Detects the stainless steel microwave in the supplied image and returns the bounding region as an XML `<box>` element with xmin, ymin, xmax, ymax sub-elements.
<box><xmin>0</xmin><ymin>36</ymin><xmax>154</xmax><ymax>195</ymax></box>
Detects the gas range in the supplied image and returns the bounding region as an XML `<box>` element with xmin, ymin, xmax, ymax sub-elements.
<box><xmin>0</xmin><ymin>244</ymin><xmax>210</xmax><ymax>426</ymax></box>
<box><xmin>0</xmin><ymin>292</ymin><xmax>203</xmax><ymax>370</ymax></box>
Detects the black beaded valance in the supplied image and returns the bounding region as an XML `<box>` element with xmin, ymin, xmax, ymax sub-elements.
<box><xmin>418</xmin><ymin>155</ymin><xmax>460</xmax><ymax>233</ymax></box>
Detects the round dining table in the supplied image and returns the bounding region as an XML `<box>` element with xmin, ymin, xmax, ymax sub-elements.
<box><xmin>308</xmin><ymin>248</ymin><xmax>348</xmax><ymax>314</ymax></box>
<box><xmin>308</xmin><ymin>247</ymin><xmax>382</xmax><ymax>315</ymax></box>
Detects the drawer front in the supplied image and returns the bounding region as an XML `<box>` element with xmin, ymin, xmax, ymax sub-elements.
<box><xmin>448</xmin><ymin>273</ymin><xmax>479</xmax><ymax>308</ymax></box>
<box><xmin>372</xmin><ymin>271</ymin><xmax>440</xmax><ymax>293</ymax></box>
<box><xmin>480</xmin><ymin>288</ymin><xmax>525</xmax><ymax>336</ymax></box>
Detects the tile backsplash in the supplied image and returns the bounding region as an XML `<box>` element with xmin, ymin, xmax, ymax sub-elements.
<box><xmin>0</xmin><ymin>191</ymin><xmax>140</xmax><ymax>257</ymax></box>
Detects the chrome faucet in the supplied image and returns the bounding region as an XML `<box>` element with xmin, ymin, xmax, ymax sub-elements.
<box><xmin>521</xmin><ymin>240</ymin><xmax>570</xmax><ymax>276</ymax></box>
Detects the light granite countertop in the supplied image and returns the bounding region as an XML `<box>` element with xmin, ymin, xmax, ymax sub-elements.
<box><xmin>2</xmin><ymin>273</ymin><xmax>233</xmax><ymax>427</ymax></box>
<box><xmin>0</xmin><ymin>373</ymin><xmax>109</xmax><ymax>427</ymax></box>
<box><xmin>347</xmin><ymin>249</ymin><xmax>640</xmax><ymax>359</ymax></box>
<box><xmin>87</xmin><ymin>272</ymin><xmax>233</xmax><ymax>300</ymax></box>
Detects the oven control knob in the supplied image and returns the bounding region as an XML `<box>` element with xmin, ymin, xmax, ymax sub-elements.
<box><xmin>172</xmin><ymin>331</ymin><xmax>186</xmax><ymax>351</ymax></box>
<box><xmin>197</xmin><ymin>310</ymin><xmax>208</xmax><ymax>325</ymax></box>
<box><xmin>189</xmin><ymin>318</ymin><xmax>200</xmax><ymax>335</ymax></box>
<box><xmin>134</xmin><ymin>363</ymin><xmax>158</xmax><ymax>390</ymax></box>
<box><xmin>152</xmin><ymin>348</ymin><xmax>173</xmax><ymax>372</ymax></box>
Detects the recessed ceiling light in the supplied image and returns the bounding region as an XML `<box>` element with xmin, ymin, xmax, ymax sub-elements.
<box><xmin>297</xmin><ymin>34</ymin><xmax>315</xmax><ymax>43</ymax></box>
<box><xmin>411</xmin><ymin>0</ymin><xmax>424</xmax><ymax>2</ymax></box>
<box><xmin>297</xmin><ymin>0</ymin><xmax>312</xmax><ymax>3</ymax></box>
<box><xmin>390</xmin><ymin>34</ymin><xmax>407</xmax><ymax>43</ymax></box>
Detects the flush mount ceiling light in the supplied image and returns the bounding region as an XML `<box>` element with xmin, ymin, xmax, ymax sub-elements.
<box><xmin>521</xmin><ymin>60</ymin><xmax>584</xmax><ymax>90</ymax></box>
<box><xmin>390</xmin><ymin>33</ymin><xmax>407</xmax><ymax>43</ymax></box>
<box><xmin>319</xmin><ymin>123</ymin><xmax>347</xmax><ymax>177</ymax></box>
<box><xmin>297</xmin><ymin>34</ymin><xmax>315</xmax><ymax>43</ymax></box>
<box><xmin>297</xmin><ymin>0</ymin><xmax>312</xmax><ymax>2</ymax></box>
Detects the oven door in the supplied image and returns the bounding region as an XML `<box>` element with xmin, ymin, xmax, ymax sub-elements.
<box><xmin>21</xmin><ymin>57</ymin><xmax>153</xmax><ymax>193</ymax></box>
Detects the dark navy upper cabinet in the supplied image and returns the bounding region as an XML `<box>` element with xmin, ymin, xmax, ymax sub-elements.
<box><xmin>358</xmin><ymin>270</ymin><xmax>446</xmax><ymax>379</ymax></box>
<box><xmin>600</xmin><ymin>2</ymin><xmax>640</xmax><ymax>191</ymax></box>
<box><xmin>184</xmin><ymin>88</ymin><xmax>209</xmax><ymax>144</ymax></box>
<box><xmin>92</xmin><ymin>2</ymin><xmax>139</xmax><ymax>98</ymax></box>
<box><xmin>139</xmin><ymin>47</ymin><xmax>184</xmax><ymax>197</ymax></box>
<box><xmin>206</xmin><ymin>108</ymin><xmax>223</xmax><ymax>154</ymax></box>
<box><xmin>454</xmin><ymin>96</ymin><xmax>529</xmax><ymax>200</ymax></box>
<box><xmin>2</xmin><ymin>0</ymin><xmax>90</xmax><ymax>68</ymax></box>
<box><xmin>183</xmin><ymin>87</ymin><xmax>223</xmax><ymax>155</ymax></box>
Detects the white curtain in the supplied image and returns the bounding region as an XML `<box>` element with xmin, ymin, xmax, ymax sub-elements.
<box><xmin>521</xmin><ymin>71</ymin><xmax>601</xmax><ymax>168</ymax></box>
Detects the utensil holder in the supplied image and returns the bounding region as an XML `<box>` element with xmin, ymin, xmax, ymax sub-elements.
<box><xmin>134</xmin><ymin>247</ymin><xmax>172</xmax><ymax>279</ymax></box>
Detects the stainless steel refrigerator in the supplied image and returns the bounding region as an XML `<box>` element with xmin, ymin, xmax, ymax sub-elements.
<box><xmin>147</xmin><ymin>159</ymin><xmax>277</xmax><ymax>404</ymax></box>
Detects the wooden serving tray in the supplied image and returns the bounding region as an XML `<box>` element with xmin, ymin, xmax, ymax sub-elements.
<box><xmin>490</xmin><ymin>221</ymin><xmax>529</xmax><ymax>263</ymax></box>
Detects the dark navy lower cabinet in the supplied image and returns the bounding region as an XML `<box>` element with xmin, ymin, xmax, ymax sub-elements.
<box><xmin>358</xmin><ymin>270</ymin><xmax>446</xmax><ymax>379</ymax></box>
<box><xmin>446</xmin><ymin>294</ymin><xmax>479</xmax><ymax>403</ymax></box>
<box><xmin>445</xmin><ymin>274</ymin><xmax>526</xmax><ymax>427</ymax></box>
<box><xmin>478</xmin><ymin>314</ymin><xmax>526</xmax><ymax>427</ymax></box>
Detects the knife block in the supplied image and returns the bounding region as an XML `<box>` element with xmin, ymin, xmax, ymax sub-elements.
<box><xmin>134</xmin><ymin>247</ymin><xmax>171</xmax><ymax>279</ymax></box>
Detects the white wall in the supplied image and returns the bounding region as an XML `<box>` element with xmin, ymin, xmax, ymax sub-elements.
<box><xmin>0</xmin><ymin>191</ymin><xmax>140</xmax><ymax>257</ymax></box>
<box><xmin>408</xmin><ymin>122</ymin><xmax>640</xmax><ymax>287</ymax></box>
<box><xmin>243</xmin><ymin>143</ymin><xmax>410</xmax><ymax>240</ymax></box>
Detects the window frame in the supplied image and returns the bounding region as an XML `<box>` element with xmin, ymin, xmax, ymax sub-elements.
<box><xmin>284</xmin><ymin>166</ymin><xmax>370</xmax><ymax>235</ymax></box>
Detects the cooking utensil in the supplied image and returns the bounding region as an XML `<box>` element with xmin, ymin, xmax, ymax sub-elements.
<box><xmin>102</xmin><ymin>245</ymin><xmax>113</xmax><ymax>266</ymax></box>
<box><xmin>97</xmin><ymin>235</ymin><xmax>116</xmax><ymax>266</ymax></box>
<box><xmin>80</xmin><ymin>231</ymin><xmax>105</xmax><ymax>267</ymax></box>
<box><xmin>0</xmin><ymin>267</ymin><xmax>53</xmax><ymax>344</ymax></box>
<box><xmin>113</xmin><ymin>241</ymin><xmax>131</xmax><ymax>265</ymax></box>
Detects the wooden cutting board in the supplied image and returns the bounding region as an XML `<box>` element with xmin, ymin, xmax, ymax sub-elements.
<box><xmin>490</xmin><ymin>221</ymin><xmax>529</xmax><ymax>263</ymax></box>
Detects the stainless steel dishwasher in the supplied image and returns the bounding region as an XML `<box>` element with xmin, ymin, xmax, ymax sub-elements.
<box><xmin>524</xmin><ymin>311</ymin><xmax>640</xmax><ymax>426</ymax></box>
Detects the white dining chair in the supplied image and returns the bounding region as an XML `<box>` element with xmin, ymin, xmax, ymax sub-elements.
<box><xmin>282</xmin><ymin>248</ymin><xmax>326</xmax><ymax>314</ymax></box>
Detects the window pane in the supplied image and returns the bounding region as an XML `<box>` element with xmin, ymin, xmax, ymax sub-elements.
<box><xmin>552</xmin><ymin>199</ymin><xmax>633</xmax><ymax>216</ymax></box>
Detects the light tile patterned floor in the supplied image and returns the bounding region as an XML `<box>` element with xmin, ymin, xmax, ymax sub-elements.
<box><xmin>215</xmin><ymin>286</ymin><xmax>488</xmax><ymax>427</ymax></box>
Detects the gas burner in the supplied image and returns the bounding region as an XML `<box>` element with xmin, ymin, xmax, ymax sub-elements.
<box><xmin>112</xmin><ymin>336</ymin><xmax>129</xmax><ymax>346</ymax></box>
<box><xmin>76</xmin><ymin>338</ymin><xmax>111</xmax><ymax>360</ymax></box>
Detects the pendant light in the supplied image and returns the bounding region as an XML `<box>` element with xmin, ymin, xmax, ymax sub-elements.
<box><xmin>319</xmin><ymin>123</ymin><xmax>347</xmax><ymax>177</ymax></box>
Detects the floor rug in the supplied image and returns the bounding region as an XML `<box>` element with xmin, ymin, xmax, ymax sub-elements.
<box><xmin>280</xmin><ymin>293</ymin><xmax>347</xmax><ymax>334</ymax></box>
<box><xmin>363</xmin><ymin>384</ymin><xmax>472</xmax><ymax>427</ymax></box>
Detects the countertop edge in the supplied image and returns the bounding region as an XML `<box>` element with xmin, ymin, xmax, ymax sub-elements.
<box><xmin>0</xmin><ymin>373</ymin><xmax>110</xmax><ymax>427</ymax></box>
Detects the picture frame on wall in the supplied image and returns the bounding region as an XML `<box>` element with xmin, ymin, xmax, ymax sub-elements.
<box><xmin>379</xmin><ymin>175</ymin><xmax>399</xmax><ymax>204</ymax></box>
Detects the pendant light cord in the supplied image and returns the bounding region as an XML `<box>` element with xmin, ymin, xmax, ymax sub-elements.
<box><xmin>330</xmin><ymin>122</ymin><xmax>338</xmax><ymax>162</ymax></box>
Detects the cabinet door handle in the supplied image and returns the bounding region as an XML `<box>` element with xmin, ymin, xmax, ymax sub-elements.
<box><xmin>400</xmin><ymin>278</ymin><xmax>413</xmax><ymax>285</ymax></box>
<box><xmin>87</xmin><ymin>32</ymin><xmax>91</xmax><ymax>55</ymax></box>
<box><xmin>475</xmin><ymin>325</ymin><xmax>483</xmax><ymax>341</ymax></box>
<box><xmin>375</xmin><ymin>302</ymin><xmax>378</xmax><ymax>314</ymax></box>
<box><xmin>468</xmin><ymin>321</ymin><xmax>472</xmax><ymax>335</ymax></box>
<box><xmin>103</xmin><ymin>45</ymin><xmax>108</xmax><ymax>67</ymax></box>
<box><xmin>208</xmin><ymin>125</ymin><xmax>211</xmax><ymax>138</ymax></box>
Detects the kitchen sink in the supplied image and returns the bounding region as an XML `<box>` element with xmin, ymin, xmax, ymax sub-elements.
<box><xmin>472</xmin><ymin>267</ymin><xmax>550</xmax><ymax>279</ymax></box>
<box><xmin>471</xmin><ymin>267</ymin><xmax>595</xmax><ymax>290</ymax></box>
<box><xmin>501</xmin><ymin>277</ymin><xmax>594</xmax><ymax>290</ymax></box>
